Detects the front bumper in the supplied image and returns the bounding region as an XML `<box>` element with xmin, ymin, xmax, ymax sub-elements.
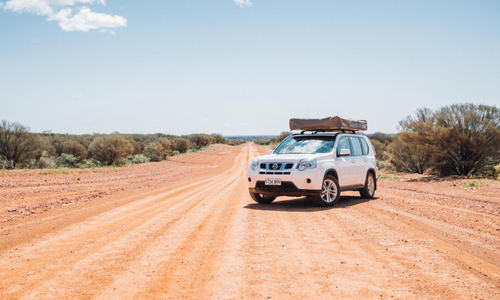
<box><xmin>249</xmin><ymin>181</ymin><xmax>320</xmax><ymax>197</ymax></box>
<box><xmin>247</xmin><ymin>167</ymin><xmax>323</xmax><ymax>197</ymax></box>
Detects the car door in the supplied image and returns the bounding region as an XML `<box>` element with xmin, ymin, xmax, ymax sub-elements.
<box><xmin>335</xmin><ymin>136</ymin><xmax>354</xmax><ymax>186</ymax></box>
<box><xmin>348</xmin><ymin>136</ymin><xmax>365</xmax><ymax>185</ymax></box>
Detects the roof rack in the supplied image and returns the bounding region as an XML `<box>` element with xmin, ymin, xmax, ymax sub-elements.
<box><xmin>296</xmin><ymin>129</ymin><xmax>357</xmax><ymax>135</ymax></box>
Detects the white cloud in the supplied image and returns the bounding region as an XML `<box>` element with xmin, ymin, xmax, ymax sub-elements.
<box><xmin>50</xmin><ymin>7</ymin><xmax>126</xmax><ymax>32</ymax></box>
<box><xmin>2</xmin><ymin>0</ymin><xmax>126</xmax><ymax>33</ymax></box>
<box><xmin>234</xmin><ymin>0</ymin><xmax>252</xmax><ymax>8</ymax></box>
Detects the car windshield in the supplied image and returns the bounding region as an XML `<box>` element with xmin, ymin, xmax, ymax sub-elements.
<box><xmin>274</xmin><ymin>136</ymin><xmax>335</xmax><ymax>154</ymax></box>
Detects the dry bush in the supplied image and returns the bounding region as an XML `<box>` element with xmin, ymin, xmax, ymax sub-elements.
<box><xmin>388</xmin><ymin>134</ymin><xmax>431</xmax><ymax>174</ymax></box>
<box><xmin>157</xmin><ymin>138</ymin><xmax>172</xmax><ymax>156</ymax></box>
<box><xmin>187</xmin><ymin>134</ymin><xmax>211</xmax><ymax>150</ymax></box>
<box><xmin>212</xmin><ymin>134</ymin><xmax>227</xmax><ymax>144</ymax></box>
<box><xmin>60</xmin><ymin>140</ymin><xmax>87</xmax><ymax>161</ymax></box>
<box><xmin>174</xmin><ymin>138</ymin><xmax>190</xmax><ymax>153</ymax></box>
<box><xmin>143</xmin><ymin>142</ymin><xmax>165</xmax><ymax>162</ymax></box>
<box><xmin>88</xmin><ymin>135</ymin><xmax>134</xmax><ymax>165</ymax></box>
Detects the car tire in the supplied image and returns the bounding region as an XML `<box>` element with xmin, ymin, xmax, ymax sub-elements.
<box><xmin>360</xmin><ymin>172</ymin><xmax>376</xmax><ymax>199</ymax></box>
<box><xmin>313</xmin><ymin>175</ymin><xmax>341</xmax><ymax>207</ymax></box>
<box><xmin>250</xmin><ymin>193</ymin><xmax>276</xmax><ymax>204</ymax></box>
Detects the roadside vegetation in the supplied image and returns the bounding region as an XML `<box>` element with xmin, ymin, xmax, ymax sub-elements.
<box><xmin>1</xmin><ymin>103</ymin><xmax>498</xmax><ymax>178</ymax></box>
<box><xmin>0</xmin><ymin>121</ymin><xmax>228</xmax><ymax>169</ymax></box>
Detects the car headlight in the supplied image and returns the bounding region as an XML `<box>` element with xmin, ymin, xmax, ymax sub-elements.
<box><xmin>297</xmin><ymin>159</ymin><xmax>317</xmax><ymax>171</ymax></box>
<box><xmin>250</xmin><ymin>159</ymin><xmax>259</xmax><ymax>171</ymax></box>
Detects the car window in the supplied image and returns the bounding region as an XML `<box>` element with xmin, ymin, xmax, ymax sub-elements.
<box><xmin>274</xmin><ymin>136</ymin><xmax>335</xmax><ymax>154</ymax></box>
<box><xmin>336</xmin><ymin>137</ymin><xmax>350</xmax><ymax>156</ymax></box>
<box><xmin>359</xmin><ymin>137</ymin><xmax>369</xmax><ymax>155</ymax></box>
<box><xmin>349</xmin><ymin>136</ymin><xmax>363</xmax><ymax>156</ymax></box>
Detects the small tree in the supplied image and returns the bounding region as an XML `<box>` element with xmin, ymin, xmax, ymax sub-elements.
<box><xmin>0</xmin><ymin>120</ymin><xmax>44</xmax><ymax>168</ymax></box>
<box><xmin>392</xmin><ymin>104</ymin><xmax>499</xmax><ymax>176</ymax></box>
<box><xmin>88</xmin><ymin>135</ymin><xmax>134</xmax><ymax>165</ymax></box>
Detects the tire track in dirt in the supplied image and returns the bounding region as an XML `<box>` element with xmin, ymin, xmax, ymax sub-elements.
<box><xmin>0</xmin><ymin>147</ymin><xmax>247</xmax><ymax>298</ymax></box>
<box><xmin>2</xmin><ymin>167</ymin><xmax>240</xmax><ymax>298</ymax></box>
<box><xmin>354</xmin><ymin>202</ymin><xmax>499</xmax><ymax>298</ymax></box>
<box><xmin>132</xmin><ymin>147</ymin><xmax>250</xmax><ymax>299</ymax></box>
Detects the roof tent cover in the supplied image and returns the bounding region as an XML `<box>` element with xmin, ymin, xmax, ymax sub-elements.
<box><xmin>289</xmin><ymin>116</ymin><xmax>367</xmax><ymax>131</ymax></box>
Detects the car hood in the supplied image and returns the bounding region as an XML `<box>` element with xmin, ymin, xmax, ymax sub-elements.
<box><xmin>255</xmin><ymin>153</ymin><xmax>328</xmax><ymax>162</ymax></box>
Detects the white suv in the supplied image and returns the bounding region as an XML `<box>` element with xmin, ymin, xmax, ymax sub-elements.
<box><xmin>248</xmin><ymin>132</ymin><xmax>378</xmax><ymax>206</ymax></box>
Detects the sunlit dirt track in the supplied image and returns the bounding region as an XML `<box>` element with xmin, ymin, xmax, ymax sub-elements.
<box><xmin>0</xmin><ymin>143</ymin><xmax>498</xmax><ymax>299</ymax></box>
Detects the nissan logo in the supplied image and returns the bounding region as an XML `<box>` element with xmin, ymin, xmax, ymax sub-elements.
<box><xmin>272</xmin><ymin>163</ymin><xmax>279</xmax><ymax>170</ymax></box>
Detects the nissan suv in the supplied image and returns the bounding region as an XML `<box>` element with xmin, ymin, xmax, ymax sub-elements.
<box><xmin>247</xmin><ymin>132</ymin><xmax>378</xmax><ymax>206</ymax></box>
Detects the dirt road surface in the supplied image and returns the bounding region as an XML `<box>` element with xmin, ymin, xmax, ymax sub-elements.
<box><xmin>1</xmin><ymin>143</ymin><xmax>499</xmax><ymax>299</ymax></box>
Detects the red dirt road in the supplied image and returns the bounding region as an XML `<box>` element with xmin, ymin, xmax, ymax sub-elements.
<box><xmin>0</xmin><ymin>143</ymin><xmax>499</xmax><ymax>299</ymax></box>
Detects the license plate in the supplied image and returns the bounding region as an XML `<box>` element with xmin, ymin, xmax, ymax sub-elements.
<box><xmin>265</xmin><ymin>178</ymin><xmax>281</xmax><ymax>186</ymax></box>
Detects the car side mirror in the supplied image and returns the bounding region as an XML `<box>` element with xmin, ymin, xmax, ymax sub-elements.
<box><xmin>338</xmin><ymin>148</ymin><xmax>350</xmax><ymax>156</ymax></box>
<box><xmin>267</xmin><ymin>150</ymin><xmax>274</xmax><ymax>154</ymax></box>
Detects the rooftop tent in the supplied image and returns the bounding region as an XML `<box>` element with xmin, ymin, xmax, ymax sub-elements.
<box><xmin>289</xmin><ymin>116</ymin><xmax>367</xmax><ymax>131</ymax></box>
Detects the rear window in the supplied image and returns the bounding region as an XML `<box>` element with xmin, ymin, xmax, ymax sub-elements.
<box><xmin>349</xmin><ymin>137</ymin><xmax>363</xmax><ymax>156</ymax></box>
<box><xmin>359</xmin><ymin>137</ymin><xmax>369</xmax><ymax>155</ymax></box>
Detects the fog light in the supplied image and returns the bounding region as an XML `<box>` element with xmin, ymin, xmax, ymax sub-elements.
<box><xmin>248</xmin><ymin>177</ymin><xmax>251</xmax><ymax>182</ymax></box>
<box><xmin>306</xmin><ymin>178</ymin><xmax>311</xmax><ymax>184</ymax></box>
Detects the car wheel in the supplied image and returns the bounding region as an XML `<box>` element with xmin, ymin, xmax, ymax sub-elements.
<box><xmin>313</xmin><ymin>175</ymin><xmax>340</xmax><ymax>207</ymax></box>
<box><xmin>250</xmin><ymin>193</ymin><xmax>276</xmax><ymax>204</ymax></box>
<box><xmin>360</xmin><ymin>172</ymin><xmax>376</xmax><ymax>199</ymax></box>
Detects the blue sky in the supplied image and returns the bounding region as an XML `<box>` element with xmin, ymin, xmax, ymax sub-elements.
<box><xmin>1</xmin><ymin>0</ymin><xmax>499</xmax><ymax>135</ymax></box>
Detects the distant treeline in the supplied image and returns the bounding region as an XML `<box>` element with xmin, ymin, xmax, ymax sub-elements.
<box><xmin>0</xmin><ymin>122</ymin><xmax>233</xmax><ymax>169</ymax></box>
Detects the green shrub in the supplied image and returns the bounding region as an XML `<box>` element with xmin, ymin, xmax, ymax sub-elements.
<box><xmin>82</xmin><ymin>158</ymin><xmax>101</xmax><ymax>168</ymax></box>
<box><xmin>56</xmin><ymin>153</ymin><xmax>79</xmax><ymax>167</ymax></box>
<box><xmin>88</xmin><ymin>135</ymin><xmax>134</xmax><ymax>165</ymax></box>
<box><xmin>38</xmin><ymin>156</ymin><xmax>57</xmax><ymax>169</ymax></box>
<box><xmin>59</xmin><ymin>140</ymin><xmax>87</xmax><ymax>161</ymax></box>
<box><xmin>462</xmin><ymin>180</ymin><xmax>477</xmax><ymax>188</ymax></box>
<box><xmin>172</xmin><ymin>150</ymin><xmax>181</xmax><ymax>156</ymax></box>
<box><xmin>128</xmin><ymin>154</ymin><xmax>150</xmax><ymax>164</ymax></box>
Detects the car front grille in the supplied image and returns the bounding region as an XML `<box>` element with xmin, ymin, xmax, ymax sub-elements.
<box><xmin>259</xmin><ymin>162</ymin><xmax>294</xmax><ymax>170</ymax></box>
<box><xmin>259</xmin><ymin>171</ymin><xmax>291</xmax><ymax>175</ymax></box>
